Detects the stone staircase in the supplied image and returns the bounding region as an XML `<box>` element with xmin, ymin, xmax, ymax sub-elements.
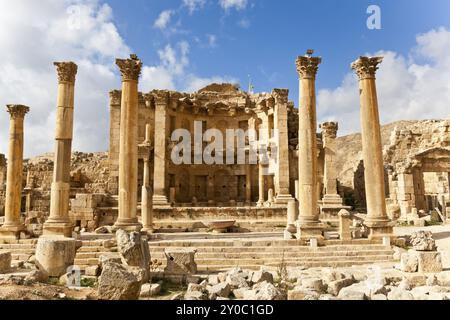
<box><xmin>0</xmin><ymin>240</ymin><xmax>37</xmax><ymax>262</ymax></box>
<box><xmin>73</xmin><ymin>238</ymin><xmax>395</xmax><ymax>272</ymax></box>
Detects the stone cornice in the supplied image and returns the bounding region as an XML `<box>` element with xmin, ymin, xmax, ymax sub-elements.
<box><xmin>54</xmin><ymin>62</ymin><xmax>78</xmax><ymax>83</ymax></box>
<box><xmin>351</xmin><ymin>56</ymin><xmax>383</xmax><ymax>80</ymax></box>
<box><xmin>7</xmin><ymin>104</ymin><xmax>30</xmax><ymax>119</ymax></box>
<box><xmin>115</xmin><ymin>54</ymin><xmax>142</xmax><ymax>81</ymax></box>
<box><xmin>296</xmin><ymin>52</ymin><xmax>321</xmax><ymax>80</ymax></box>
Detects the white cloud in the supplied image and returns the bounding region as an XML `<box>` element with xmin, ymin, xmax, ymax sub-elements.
<box><xmin>317</xmin><ymin>27</ymin><xmax>450</xmax><ymax>136</ymax></box>
<box><xmin>153</xmin><ymin>10</ymin><xmax>174</xmax><ymax>30</ymax></box>
<box><xmin>219</xmin><ymin>0</ymin><xmax>248</xmax><ymax>11</ymax></box>
<box><xmin>183</xmin><ymin>0</ymin><xmax>207</xmax><ymax>14</ymax></box>
<box><xmin>0</xmin><ymin>0</ymin><xmax>129</xmax><ymax>158</ymax></box>
<box><xmin>238</xmin><ymin>18</ymin><xmax>251</xmax><ymax>28</ymax></box>
<box><xmin>207</xmin><ymin>34</ymin><xmax>217</xmax><ymax>47</ymax></box>
<box><xmin>0</xmin><ymin>0</ymin><xmax>238</xmax><ymax>158</ymax></box>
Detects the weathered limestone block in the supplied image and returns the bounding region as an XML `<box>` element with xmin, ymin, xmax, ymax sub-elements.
<box><xmin>35</xmin><ymin>237</ymin><xmax>76</xmax><ymax>277</ymax></box>
<box><xmin>116</xmin><ymin>229</ymin><xmax>150</xmax><ymax>280</ymax></box>
<box><xmin>338</xmin><ymin>209</ymin><xmax>352</xmax><ymax>241</ymax></box>
<box><xmin>337</xmin><ymin>283</ymin><xmax>369</xmax><ymax>300</ymax></box>
<box><xmin>400</xmin><ymin>253</ymin><xmax>418</xmax><ymax>273</ymax></box>
<box><xmin>299</xmin><ymin>277</ymin><xmax>327</xmax><ymax>293</ymax></box>
<box><xmin>207</xmin><ymin>282</ymin><xmax>231</xmax><ymax>299</ymax></box>
<box><xmin>0</xmin><ymin>251</ymin><xmax>11</xmax><ymax>273</ymax></box>
<box><xmin>416</xmin><ymin>251</ymin><xmax>443</xmax><ymax>273</ymax></box>
<box><xmin>251</xmin><ymin>270</ymin><xmax>274</xmax><ymax>284</ymax></box>
<box><xmin>97</xmin><ymin>262</ymin><xmax>141</xmax><ymax>300</ymax></box>
<box><xmin>387</xmin><ymin>288</ymin><xmax>414</xmax><ymax>300</ymax></box>
<box><xmin>243</xmin><ymin>281</ymin><xmax>284</xmax><ymax>300</ymax></box>
<box><xmin>99</xmin><ymin>253</ymin><xmax>121</xmax><ymax>268</ymax></box>
<box><xmin>327</xmin><ymin>278</ymin><xmax>355</xmax><ymax>296</ymax></box>
<box><xmin>288</xmin><ymin>287</ymin><xmax>320</xmax><ymax>300</ymax></box>
<box><xmin>140</xmin><ymin>283</ymin><xmax>161</xmax><ymax>298</ymax></box>
<box><xmin>164</xmin><ymin>248</ymin><xmax>197</xmax><ymax>275</ymax></box>
<box><xmin>436</xmin><ymin>271</ymin><xmax>450</xmax><ymax>287</ymax></box>
<box><xmin>410</xmin><ymin>231</ymin><xmax>436</xmax><ymax>251</ymax></box>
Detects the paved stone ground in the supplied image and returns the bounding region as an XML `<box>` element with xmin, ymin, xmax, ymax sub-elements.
<box><xmin>394</xmin><ymin>225</ymin><xmax>450</xmax><ymax>270</ymax></box>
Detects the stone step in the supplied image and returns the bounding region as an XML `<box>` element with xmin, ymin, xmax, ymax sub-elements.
<box><xmin>149</xmin><ymin>250</ymin><xmax>394</xmax><ymax>259</ymax></box>
<box><xmin>0</xmin><ymin>244</ymin><xmax>36</xmax><ymax>250</ymax></box>
<box><xmin>148</xmin><ymin>239</ymin><xmax>381</xmax><ymax>247</ymax></box>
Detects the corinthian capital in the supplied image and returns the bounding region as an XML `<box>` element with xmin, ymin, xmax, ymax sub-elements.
<box><xmin>6</xmin><ymin>105</ymin><xmax>30</xmax><ymax>119</ymax></box>
<box><xmin>320</xmin><ymin>121</ymin><xmax>338</xmax><ymax>139</ymax></box>
<box><xmin>116</xmin><ymin>54</ymin><xmax>142</xmax><ymax>81</ymax></box>
<box><xmin>272</xmin><ymin>88</ymin><xmax>289</xmax><ymax>104</ymax></box>
<box><xmin>351</xmin><ymin>56</ymin><xmax>383</xmax><ymax>80</ymax></box>
<box><xmin>54</xmin><ymin>62</ymin><xmax>78</xmax><ymax>83</ymax></box>
<box><xmin>296</xmin><ymin>50</ymin><xmax>322</xmax><ymax>79</ymax></box>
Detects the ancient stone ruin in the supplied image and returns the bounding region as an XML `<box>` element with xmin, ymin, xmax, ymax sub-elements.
<box><xmin>0</xmin><ymin>51</ymin><xmax>449</xmax><ymax>301</ymax></box>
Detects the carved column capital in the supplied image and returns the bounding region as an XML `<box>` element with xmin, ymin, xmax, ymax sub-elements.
<box><xmin>109</xmin><ymin>90</ymin><xmax>122</xmax><ymax>106</ymax></box>
<box><xmin>272</xmin><ymin>88</ymin><xmax>289</xmax><ymax>104</ymax></box>
<box><xmin>6</xmin><ymin>105</ymin><xmax>30</xmax><ymax>119</ymax></box>
<box><xmin>115</xmin><ymin>54</ymin><xmax>142</xmax><ymax>81</ymax></box>
<box><xmin>296</xmin><ymin>50</ymin><xmax>321</xmax><ymax>79</ymax></box>
<box><xmin>351</xmin><ymin>56</ymin><xmax>383</xmax><ymax>80</ymax></box>
<box><xmin>54</xmin><ymin>62</ymin><xmax>78</xmax><ymax>83</ymax></box>
<box><xmin>320</xmin><ymin>121</ymin><xmax>338</xmax><ymax>139</ymax></box>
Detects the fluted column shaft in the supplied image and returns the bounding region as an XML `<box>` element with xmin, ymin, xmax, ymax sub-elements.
<box><xmin>44</xmin><ymin>62</ymin><xmax>77</xmax><ymax>237</ymax></box>
<box><xmin>296</xmin><ymin>52</ymin><xmax>324</xmax><ymax>241</ymax></box>
<box><xmin>351</xmin><ymin>56</ymin><xmax>393</xmax><ymax>240</ymax></box>
<box><xmin>142</xmin><ymin>124</ymin><xmax>153</xmax><ymax>233</ymax></box>
<box><xmin>113</xmin><ymin>55</ymin><xmax>142</xmax><ymax>231</ymax></box>
<box><xmin>0</xmin><ymin>105</ymin><xmax>29</xmax><ymax>239</ymax></box>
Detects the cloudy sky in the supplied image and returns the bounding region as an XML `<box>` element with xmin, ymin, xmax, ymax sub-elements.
<box><xmin>0</xmin><ymin>0</ymin><xmax>449</xmax><ymax>158</ymax></box>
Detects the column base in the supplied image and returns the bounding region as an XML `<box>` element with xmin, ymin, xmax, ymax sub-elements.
<box><xmin>152</xmin><ymin>195</ymin><xmax>171</xmax><ymax>208</ymax></box>
<box><xmin>274</xmin><ymin>194</ymin><xmax>294</xmax><ymax>204</ymax></box>
<box><xmin>43</xmin><ymin>219</ymin><xmax>73</xmax><ymax>238</ymax></box>
<box><xmin>112</xmin><ymin>218</ymin><xmax>143</xmax><ymax>232</ymax></box>
<box><xmin>296</xmin><ymin>220</ymin><xmax>325</xmax><ymax>243</ymax></box>
<box><xmin>141</xmin><ymin>226</ymin><xmax>154</xmax><ymax>234</ymax></box>
<box><xmin>284</xmin><ymin>224</ymin><xmax>297</xmax><ymax>240</ymax></box>
<box><xmin>322</xmin><ymin>194</ymin><xmax>344</xmax><ymax>206</ymax></box>
<box><xmin>364</xmin><ymin>219</ymin><xmax>395</xmax><ymax>241</ymax></box>
<box><xmin>0</xmin><ymin>223</ymin><xmax>25</xmax><ymax>240</ymax></box>
<box><xmin>256</xmin><ymin>200</ymin><xmax>264</xmax><ymax>208</ymax></box>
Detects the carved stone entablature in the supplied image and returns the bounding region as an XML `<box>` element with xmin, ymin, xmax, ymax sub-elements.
<box><xmin>351</xmin><ymin>56</ymin><xmax>383</xmax><ymax>80</ymax></box>
<box><xmin>152</xmin><ymin>90</ymin><xmax>170</xmax><ymax>106</ymax></box>
<box><xmin>109</xmin><ymin>90</ymin><xmax>122</xmax><ymax>106</ymax></box>
<box><xmin>296</xmin><ymin>50</ymin><xmax>321</xmax><ymax>79</ymax></box>
<box><xmin>272</xmin><ymin>88</ymin><xmax>289</xmax><ymax>104</ymax></box>
<box><xmin>320</xmin><ymin>121</ymin><xmax>338</xmax><ymax>139</ymax></box>
<box><xmin>115</xmin><ymin>54</ymin><xmax>142</xmax><ymax>81</ymax></box>
<box><xmin>54</xmin><ymin>62</ymin><xmax>78</xmax><ymax>83</ymax></box>
<box><xmin>6</xmin><ymin>104</ymin><xmax>30</xmax><ymax>119</ymax></box>
<box><xmin>143</xmin><ymin>93</ymin><xmax>154</xmax><ymax>108</ymax></box>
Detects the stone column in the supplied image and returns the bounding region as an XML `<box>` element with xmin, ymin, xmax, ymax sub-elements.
<box><xmin>257</xmin><ymin>163</ymin><xmax>266</xmax><ymax>207</ymax></box>
<box><xmin>320</xmin><ymin>121</ymin><xmax>344</xmax><ymax>205</ymax></box>
<box><xmin>141</xmin><ymin>124</ymin><xmax>153</xmax><ymax>233</ymax></box>
<box><xmin>0</xmin><ymin>105</ymin><xmax>29</xmax><ymax>239</ymax></box>
<box><xmin>245</xmin><ymin>164</ymin><xmax>252</xmax><ymax>205</ymax></box>
<box><xmin>108</xmin><ymin>90</ymin><xmax>121</xmax><ymax>195</ymax></box>
<box><xmin>152</xmin><ymin>92</ymin><xmax>170</xmax><ymax>207</ymax></box>
<box><xmin>113</xmin><ymin>54</ymin><xmax>143</xmax><ymax>232</ymax></box>
<box><xmin>273</xmin><ymin>89</ymin><xmax>294</xmax><ymax>204</ymax></box>
<box><xmin>43</xmin><ymin>62</ymin><xmax>78</xmax><ymax>237</ymax></box>
<box><xmin>296</xmin><ymin>50</ymin><xmax>324</xmax><ymax>241</ymax></box>
<box><xmin>351</xmin><ymin>56</ymin><xmax>393</xmax><ymax>240</ymax></box>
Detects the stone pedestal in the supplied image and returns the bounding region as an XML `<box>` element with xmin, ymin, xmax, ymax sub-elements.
<box><xmin>295</xmin><ymin>50</ymin><xmax>324</xmax><ymax>241</ymax></box>
<box><xmin>284</xmin><ymin>200</ymin><xmax>298</xmax><ymax>240</ymax></box>
<box><xmin>0</xmin><ymin>105</ymin><xmax>29</xmax><ymax>240</ymax></box>
<box><xmin>43</xmin><ymin>62</ymin><xmax>78</xmax><ymax>237</ymax></box>
<box><xmin>338</xmin><ymin>209</ymin><xmax>352</xmax><ymax>241</ymax></box>
<box><xmin>35</xmin><ymin>236</ymin><xmax>77</xmax><ymax>277</ymax></box>
<box><xmin>351</xmin><ymin>56</ymin><xmax>393</xmax><ymax>240</ymax></box>
<box><xmin>113</xmin><ymin>55</ymin><xmax>143</xmax><ymax>232</ymax></box>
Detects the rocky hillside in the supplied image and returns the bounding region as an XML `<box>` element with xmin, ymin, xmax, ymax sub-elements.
<box><xmin>335</xmin><ymin>120</ymin><xmax>424</xmax><ymax>188</ymax></box>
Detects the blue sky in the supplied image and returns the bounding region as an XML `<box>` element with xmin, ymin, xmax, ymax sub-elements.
<box><xmin>0</xmin><ymin>0</ymin><xmax>449</xmax><ymax>157</ymax></box>
<box><xmin>106</xmin><ymin>0</ymin><xmax>450</xmax><ymax>97</ymax></box>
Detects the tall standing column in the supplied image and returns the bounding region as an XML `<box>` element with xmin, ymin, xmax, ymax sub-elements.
<box><xmin>257</xmin><ymin>163</ymin><xmax>266</xmax><ymax>207</ymax></box>
<box><xmin>0</xmin><ymin>105</ymin><xmax>29</xmax><ymax>239</ymax></box>
<box><xmin>351</xmin><ymin>56</ymin><xmax>393</xmax><ymax>240</ymax></box>
<box><xmin>141</xmin><ymin>124</ymin><xmax>153</xmax><ymax>233</ymax></box>
<box><xmin>113</xmin><ymin>54</ymin><xmax>143</xmax><ymax>231</ymax></box>
<box><xmin>152</xmin><ymin>93</ymin><xmax>170</xmax><ymax>207</ymax></box>
<box><xmin>43</xmin><ymin>62</ymin><xmax>78</xmax><ymax>237</ymax></box>
<box><xmin>245</xmin><ymin>164</ymin><xmax>252</xmax><ymax>205</ymax></box>
<box><xmin>320</xmin><ymin>121</ymin><xmax>344</xmax><ymax>205</ymax></box>
<box><xmin>296</xmin><ymin>50</ymin><xmax>324</xmax><ymax>241</ymax></box>
<box><xmin>273</xmin><ymin>89</ymin><xmax>294</xmax><ymax>204</ymax></box>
